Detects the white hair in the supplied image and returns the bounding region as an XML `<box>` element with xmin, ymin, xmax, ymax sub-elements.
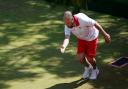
<box><xmin>64</xmin><ymin>11</ymin><xmax>73</xmax><ymax>20</ymax></box>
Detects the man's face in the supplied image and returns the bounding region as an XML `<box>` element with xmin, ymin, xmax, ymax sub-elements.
<box><xmin>64</xmin><ymin>18</ymin><xmax>73</xmax><ymax>28</ymax></box>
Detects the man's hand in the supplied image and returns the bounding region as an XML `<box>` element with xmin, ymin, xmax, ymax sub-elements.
<box><xmin>60</xmin><ymin>37</ymin><xmax>70</xmax><ymax>53</ymax></box>
<box><xmin>104</xmin><ymin>33</ymin><xmax>111</xmax><ymax>44</ymax></box>
<box><xmin>95</xmin><ymin>22</ymin><xmax>111</xmax><ymax>44</ymax></box>
<box><xmin>60</xmin><ymin>45</ymin><xmax>66</xmax><ymax>53</ymax></box>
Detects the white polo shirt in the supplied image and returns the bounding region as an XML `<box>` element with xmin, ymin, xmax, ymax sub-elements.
<box><xmin>64</xmin><ymin>13</ymin><xmax>99</xmax><ymax>41</ymax></box>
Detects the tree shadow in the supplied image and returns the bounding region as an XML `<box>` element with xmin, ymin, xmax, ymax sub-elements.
<box><xmin>0</xmin><ymin>82</ymin><xmax>10</xmax><ymax>89</ymax></box>
<box><xmin>89</xmin><ymin>65</ymin><xmax>128</xmax><ymax>89</ymax></box>
<box><xmin>0</xmin><ymin>0</ymin><xmax>66</xmax><ymax>88</ymax></box>
<box><xmin>0</xmin><ymin>0</ymin><xmax>128</xmax><ymax>89</ymax></box>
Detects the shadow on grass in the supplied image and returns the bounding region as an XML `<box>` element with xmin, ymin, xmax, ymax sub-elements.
<box><xmin>46</xmin><ymin>78</ymin><xmax>89</xmax><ymax>89</ymax></box>
<box><xmin>0</xmin><ymin>0</ymin><xmax>128</xmax><ymax>89</ymax></box>
<box><xmin>89</xmin><ymin>65</ymin><xmax>128</xmax><ymax>89</ymax></box>
<box><xmin>86</xmin><ymin>11</ymin><xmax>128</xmax><ymax>89</ymax></box>
<box><xmin>0</xmin><ymin>0</ymin><xmax>66</xmax><ymax>88</ymax></box>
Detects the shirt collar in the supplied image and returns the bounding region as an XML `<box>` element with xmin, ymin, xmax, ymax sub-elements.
<box><xmin>73</xmin><ymin>16</ymin><xmax>80</xmax><ymax>26</ymax></box>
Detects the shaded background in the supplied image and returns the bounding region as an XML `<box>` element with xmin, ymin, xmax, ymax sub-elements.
<box><xmin>46</xmin><ymin>0</ymin><xmax>128</xmax><ymax>18</ymax></box>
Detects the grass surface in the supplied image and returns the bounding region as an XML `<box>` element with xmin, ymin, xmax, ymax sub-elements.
<box><xmin>0</xmin><ymin>0</ymin><xmax>128</xmax><ymax>89</ymax></box>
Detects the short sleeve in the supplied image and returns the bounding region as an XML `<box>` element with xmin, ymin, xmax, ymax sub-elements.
<box><xmin>76</xmin><ymin>13</ymin><xmax>96</xmax><ymax>27</ymax></box>
<box><xmin>87</xmin><ymin>18</ymin><xmax>96</xmax><ymax>26</ymax></box>
<box><xmin>64</xmin><ymin>25</ymin><xmax>71</xmax><ymax>36</ymax></box>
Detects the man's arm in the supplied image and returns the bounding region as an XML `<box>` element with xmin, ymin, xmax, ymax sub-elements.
<box><xmin>95</xmin><ymin>22</ymin><xmax>111</xmax><ymax>44</ymax></box>
<box><xmin>60</xmin><ymin>35</ymin><xmax>70</xmax><ymax>53</ymax></box>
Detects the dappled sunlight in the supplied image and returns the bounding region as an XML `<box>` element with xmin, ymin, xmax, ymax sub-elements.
<box><xmin>102</xmin><ymin>58</ymin><xmax>114</xmax><ymax>64</ymax></box>
<box><xmin>25</xmin><ymin>0</ymin><xmax>50</xmax><ymax>8</ymax></box>
<box><xmin>98</xmin><ymin>38</ymin><xmax>105</xmax><ymax>44</ymax></box>
<box><xmin>119</xmin><ymin>32</ymin><xmax>128</xmax><ymax>37</ymax></box>
<box><xmin>0</xmin><ymin>34</ymin><xmax>48</xmax><ymax>52</ymax></box>
<box><xmin>26</xmin><ymin>20</ymin><xmax>63</xmax><ymax>26</ymax></box>
<box><xmin>0</xmin><ymin>0</ymin><xmax>79</xmax><ymax>88</ymax></box>
<box><xmin>0</xmin><ymin>0</ymin><xmax>127</xmax><ymax>89</ymax></box>
<box><xmin>41</xmin><ymin>57</ymin><xmax>62</xmax><ymax>67</ymax></box>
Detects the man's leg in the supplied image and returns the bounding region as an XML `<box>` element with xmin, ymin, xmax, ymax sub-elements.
<box><xmin>85</xmin><ymin>56</ymin><xmax>96</xmax><ymax>69</ymax></box>
<box><xmin>77</xmin><ymin>53</ymin><xmax>91</xmax><ymax>79</ymax></box>
<box><xmin>85</xmin><ymin>56</ymin><xmax>99</xmax><ymax>80</ymax></box>
<box><xmin>85</xmin><ymin>38</ymin><xmax>99</xmax><ymax>80</ymax></box>
<box><xmin>77</xmin><ymin>53</ymin><xmax>89</xmax><ymax>66</ymax></box>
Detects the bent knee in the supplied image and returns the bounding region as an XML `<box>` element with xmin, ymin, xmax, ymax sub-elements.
<box><xmin>77</xmin><ymin>53</ymin><xmax>85</xmax><ymax>63</ymax></box>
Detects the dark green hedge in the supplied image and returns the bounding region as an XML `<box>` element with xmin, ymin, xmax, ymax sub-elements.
<box><xmin>45</xmin><ymin>0</ymin><xmax>128</xmax><ymax>18</ymax></box>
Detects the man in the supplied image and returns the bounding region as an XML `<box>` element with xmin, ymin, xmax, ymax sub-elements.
<box><xmin>60</xmin><ymin>11</ymin><xmax>111</xmax><ymax>80</ymax></box>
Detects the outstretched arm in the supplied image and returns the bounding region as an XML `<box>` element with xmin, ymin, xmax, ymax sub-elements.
<box><xmin>95</xmin><ymin>22</ymin><xmax>111</xmax><ymax>44</ymax></box>
<box><xmin>60</xmin><ymin>35</ymin><xmax>70</xmax><ymax>53</ymax></box>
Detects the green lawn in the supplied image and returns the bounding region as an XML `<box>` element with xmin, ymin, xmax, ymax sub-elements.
<box><xmin>0</xmin><ymin>0</ymin><xmax>128</xmax><ymax>89</ymax></box>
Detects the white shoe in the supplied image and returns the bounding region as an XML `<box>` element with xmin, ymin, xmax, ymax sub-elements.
<box><xmin>83</xmin><ymin>67</ymin><xmax>90</xmax><ymax>79</ymax></box>
<box><xmin>89</xmin><ymin>68</ymin><xmax>99</xmax><ymax>80</ymax></box>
